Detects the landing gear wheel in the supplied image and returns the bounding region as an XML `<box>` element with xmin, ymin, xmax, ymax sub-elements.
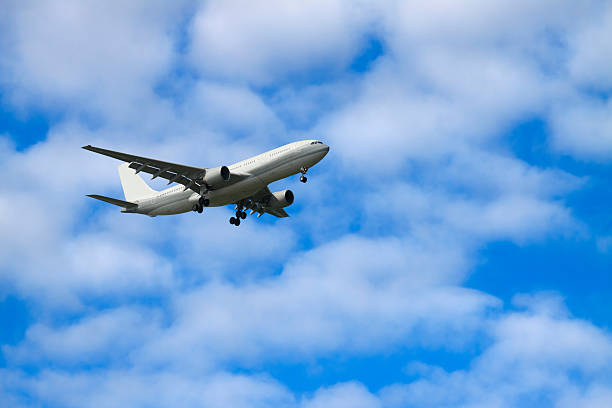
<box><xmin>299</xmin><ymin>166</ymin><xmax>309</xmax><ymax>182</ymax></box>
<box><xmin>193</xmin><ymin>204</ymin><xmax>199</xmax><ymax>212</ymax></box>
<box><xmin>199</xmin><ymin>197</ymin><xmax>210</xmax><ymax>207</ymax></box>
<box><xmin>240</xmin><ymin>211</ymin><xmax>247</xmax><ymax>220</ymax></box>
<box><xmin>235</xmin><ymin>218</ymin><xmax>241</xmax><ymax>226</ymax></box>
<box><xmin>230</xmin><ymin>217</ymin><xmax>236</xmax><ymax>225</ymax></box>
<box><xmin>197</xmin><ymin>206</ymin><xmax>203</xmax><ymax>214</ymax></box>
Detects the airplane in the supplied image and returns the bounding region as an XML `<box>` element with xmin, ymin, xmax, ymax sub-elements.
<box><xmin>83</xmin><ymin>140</ymin><xmax>329</xmax><ymax>226</ymax></box>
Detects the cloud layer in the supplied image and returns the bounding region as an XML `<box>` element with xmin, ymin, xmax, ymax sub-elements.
<box><xmin>1</xmin><ymin>0</ymin><xmax>611</xmax><ymax>406</ymax></box>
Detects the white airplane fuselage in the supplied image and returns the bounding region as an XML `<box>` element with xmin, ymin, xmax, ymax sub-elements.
<box><xmin>129</xmin><ymin>140</ymin><xmax>329</xmax><ymax>216</ymax></box>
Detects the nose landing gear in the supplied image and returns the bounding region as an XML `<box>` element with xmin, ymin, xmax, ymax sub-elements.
<box><xmin>192</xmin><ymin>204</ymin><xmax>203</xmax><ymax>213</ymax></box>
<box><xmin>299</xmin><ymin>167</ymin><xmax>308</xmax><ymax>183</ymax></box>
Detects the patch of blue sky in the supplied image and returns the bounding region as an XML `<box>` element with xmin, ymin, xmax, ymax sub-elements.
<box><xmin>467</xmin><ymin>117</ymin><xmax>612</xmax><ymax>327</ymax></box>
<box><xmin>0</xmin><ymin>296</ymin><xmax>31</xmax><ymax>363</ymax></box>
<box><xmin>235</xmin><ymin>345</ymin><xmax>487</xmax><ymax>395</ymax></box>
<box><xmin>251</xmin><ymin>36</ymin><xmax>383</xmax><ymax>130</ymax></box>
<box><xmin>349</xmin><ymin>36</ymin><xmax>384</xmax><ymax>74</ymax></box>
<box><xmin>152</xmin><ymin>66</ymin><xmax>199</xmax><ymax>108</ymax></box>
<box><xmin>0</xmin><ymin>102</ymin><xmax>49</xmax><ymax>151</ymax></box>
<box><xmin>507</xmin><ymin>117</ymin><xmax>612</xmax><ymax>235</ymax></box>
<box><xmin>468</xmin><ymin>239</ymin><xmax>612</xmax><ymax>329</ymax></box>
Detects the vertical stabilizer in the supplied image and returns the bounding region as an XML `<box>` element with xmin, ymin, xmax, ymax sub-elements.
<box><xmin>117</xmin><ymin>163</ymin><xmax>157</xmax><ymax>202</ymax></box>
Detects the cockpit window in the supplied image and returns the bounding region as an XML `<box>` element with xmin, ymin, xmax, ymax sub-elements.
<box><xmin>310</xmin><ymin>141</ymin><xmax>323</xmax><ymax>145</ymax></box>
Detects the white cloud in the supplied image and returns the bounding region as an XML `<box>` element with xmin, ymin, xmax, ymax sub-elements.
<box><xmin>549</xmin><ymin>97</ymin><xmax>612</xmax><ymax>159</ymax></box>
<box><xmin>0</xmin><ymin>232</ymin><xmax>495</xmax><ymax>371</ymax></box>
<box><xmin>4</xmin><ymin>307</ymin><xmax>162</xmax><ymax>366</ymax></box>
<box><xmin>558</xmin><ymin>386</ymin><xmax>612</xmax><ymax>408</ymax></box>
<box><xmin>2</xmin><ymin>295</ymin><xmax>610</xmax><ymax>407</ymax></box>
<box><xmin>128</xmin><ymin>235</ymin><xmax>496</xmax><ymax>370</ymax></box>
<box><xmin>181</xmin><ymin>81</ymin><xmax>286</xmax><ymax>148</ymax></box>
<box><xmin>0</xmin><ymin>369</ymin><xmax>295</xmax><ymax>408</ymax></box>
<box><xmin>189</xmin><ymin>0</ymin><xmax>375</xmax><ymax>84</ymax></box>
<box><xmin>568</xmin><ymin>3</ymin><xmax>612</xmax><ymax>91</ymax></box>
<box><xmin>0</xmin><ymin>130</ymin><xmax>179</xmax><ymax>306</ymax></box>
<box><xmin>380</xmin><ymin>294</ymin><xmax>612</xmax><ymax>407</ymax></box>
<box><xmin>318</xmin><ymin>52</ymin><xmax>553</xmax><ymax>174</ymax></box>
<box><xmin>1</xmin><ymin>0</ymin><xmax>187</xmax><ymax>121</ymax></box>
<box><xmin>302</xmin><ymin>382</ymin><xmax>380</xmax><ymax>408</ymax></box>
<box><xmin>357</xmin><ymin>149</ymin><xmax>580</xmax><ymax>244</ymax></box>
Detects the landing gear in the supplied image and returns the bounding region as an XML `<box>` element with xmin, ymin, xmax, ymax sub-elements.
<box><xmin>194</xmin><ymin>196</ymin><xmax>209</xmax><ymax>214</ymax></box>
<box><xmin>229</xmin><ymin>203</ymin><xmax>248</xmax><ymax>226</ymax></box>
<box><xmin>299</xmin><ymin>167</ymin><xmax>308</xmax><ymax>183</ymax></box>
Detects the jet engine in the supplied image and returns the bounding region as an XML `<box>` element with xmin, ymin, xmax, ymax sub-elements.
<box><xmin>269</xmin><ymin>189</ymin><xmax>294</xmax><ymax>208</ymax></box>
<box><xmin>203</xmin><ymin>165</ymin><xmax>230</xmax><ymax>187</ymax></box>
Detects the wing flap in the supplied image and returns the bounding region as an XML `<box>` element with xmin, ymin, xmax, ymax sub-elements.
<box><xmin>126</xmin><ymin>163</ymin><xmax>194</xmax><ymax>187</ymax></box>
<box><xmin>264</xmin><ymin>207</ymin><xmax>290</xmax><ymax>218</ymax></box>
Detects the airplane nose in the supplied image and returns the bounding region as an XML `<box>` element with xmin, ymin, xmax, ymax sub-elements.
<box><xmin>323</xmin><ymin>144</ymin><xmax>330</xmax><ymax>154</ymax></box>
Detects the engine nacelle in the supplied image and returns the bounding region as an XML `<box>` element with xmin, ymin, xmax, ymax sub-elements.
<box><xmin>203</xmin><ymin>165</ymin><xmax>230</xmax><ymax>187</ymax></box>
<box><xmin>269</xmin><ymin>189</ymin><xmax>294</xmax><ymax>209</ymax></box>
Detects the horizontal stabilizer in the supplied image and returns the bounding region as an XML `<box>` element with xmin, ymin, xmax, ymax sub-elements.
<box><xmin>87</xmin><ymin>194</ymin><xmax>138</xmax><ymax>208</ymax></box>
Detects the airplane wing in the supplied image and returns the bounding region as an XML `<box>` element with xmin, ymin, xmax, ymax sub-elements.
<box><xmin>248</xmin><ymin>187</ymin><xmax>290</xmax><ymax>218</ymax></box>
<box><xmin>82</xmin><ymin>145</ymin><xmax>248</xmax><ymax>193</ymax></box>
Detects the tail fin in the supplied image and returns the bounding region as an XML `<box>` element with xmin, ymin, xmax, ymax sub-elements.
<box><xmin>117</xmin><ymin>163</ymin><xmax>157</xmax><ymax>202</ymax></box>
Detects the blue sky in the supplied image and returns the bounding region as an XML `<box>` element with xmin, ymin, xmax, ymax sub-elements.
<box><xmin>1</xmin><ymin>1</ymin><xmax>611</xmax><ymax>407</ymax></box>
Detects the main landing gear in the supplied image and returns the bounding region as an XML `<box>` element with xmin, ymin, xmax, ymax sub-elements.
<box><xmin>299</xmin><ymin>167</ymin><xmax>308</xmax><ymax>183</ymax></box>
<box><xmin>229</xmin><ymin>202</ymin><xmax>248</xmax><ymax>227</ymax></box>
<box><xmin>193</xmin><ymin>196</ymin><xmax>210</xmax><ymax>214</ymax></box>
